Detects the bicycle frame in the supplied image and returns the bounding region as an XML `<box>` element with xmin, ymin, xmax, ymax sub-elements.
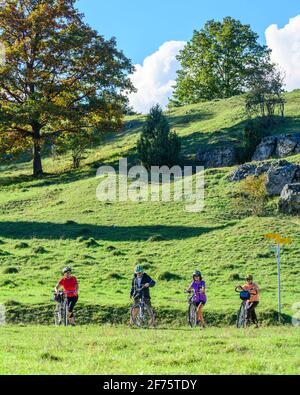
<box><xmin>185</xmin><ymin>290</ymin><xmax>198</xmax><ymax>328</ymax></box>
<box><xmin>54</xmin><ymin>291</ymin><xmax>69</xmax><ymax>326</ymax></box>
<box><xmin>235</xmin><ymin>286</ymin><xmax>258</xmax><ymax>328</ymax></box>
<box><xmin>133</xmin><ymin>288</ymin><xmax>146</xmax><ymax>319</ymax></box>
<box><xmin>130</xmin><ymin>287</ymin><xmax>154</xmax><ymax>328</ymax></box>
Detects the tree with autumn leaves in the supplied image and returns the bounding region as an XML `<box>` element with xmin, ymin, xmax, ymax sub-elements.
<box><xmin>0</xmin><ymin>0</ymin><xmax>134</xmax><ymax>175</ymax></box>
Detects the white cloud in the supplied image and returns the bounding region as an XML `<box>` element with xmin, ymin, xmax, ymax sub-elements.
<box><xmin>266</xmin><ymin>15</ymin><xmax>300</xmax><ymax>91</ymax></box>
<box><xmin>128</xmin><ymin>41</ymin><xmax>186</xmax><ymax>114</ymax></box>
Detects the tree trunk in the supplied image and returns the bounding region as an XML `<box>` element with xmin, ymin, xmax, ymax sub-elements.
<box><xmin>72</xmin><ymin>155</ymin><xmax>80</xmax><ymax>169</ymax></box>
<box><xmin>33</xmin><ymin>138</ymin><xmax>43</xmax><ymax>176</ymax></box>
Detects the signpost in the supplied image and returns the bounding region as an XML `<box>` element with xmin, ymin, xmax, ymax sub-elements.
<box><xmin>264</xmin><ymin>233</ymin><xmax>292</xmax><ymax>321</ymax></box>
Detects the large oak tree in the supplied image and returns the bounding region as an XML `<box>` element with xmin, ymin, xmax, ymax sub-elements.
<box><xmin>0</xmin><ymin>0</ymin><xmax>134</xmax><ymax>175</ymax></box>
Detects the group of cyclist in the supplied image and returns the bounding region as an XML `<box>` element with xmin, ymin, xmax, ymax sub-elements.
<box><xmin>54</xmin><ymin>266</ymin><xmax>260</xmax><ymax>328</ymax></box>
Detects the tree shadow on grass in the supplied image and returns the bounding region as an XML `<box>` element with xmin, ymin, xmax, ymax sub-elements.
<box><xmin>167</xmin><ymin>111</ymin><xmax>215</xmax><ymax>128</ymax></box>
<box><xmin>0</xmin><ymin>221</ymin><xmax>234</xmax><ymax>242</ymax></box>
<box><xmin>180</xmin><ymin>115</ymin><xmax>300</xmax><ymax>159</ymax></box>
<box><xmin>0</xmin><ymin>146</ymin><xmax>139</xmax><ymax>190</ymax></box>
<box><xmin>180</xmin><ymin>120</ymin><xmax>247</xmax><ymax>156</ymax></box>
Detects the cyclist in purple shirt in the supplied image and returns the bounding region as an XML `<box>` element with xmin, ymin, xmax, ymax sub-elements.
<box><xmin>186</xmin><ymin>270</ymin><xmax>207</xmax><ymax>328</ymax></box>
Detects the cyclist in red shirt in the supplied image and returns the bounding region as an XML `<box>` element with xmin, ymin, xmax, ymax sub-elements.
<box><xmin>54</xmin><ymin>267</ymin><xmax>79</xmax><ymax>326</ymax></box>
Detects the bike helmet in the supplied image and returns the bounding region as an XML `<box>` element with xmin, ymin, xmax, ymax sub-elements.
<box><xmin>193</xmin><ymin>270</ymin><xmax>202</xmax><ymax>278</ymax></box>
<box><xmin>134</xmin><ymin>265</ymin><xmax>144</xmax><ymax>274</ymax></box>
<box><xmin>63</xmin><ymin>267</ymin><xmax>72</xmax><ymax>274</ymax></box>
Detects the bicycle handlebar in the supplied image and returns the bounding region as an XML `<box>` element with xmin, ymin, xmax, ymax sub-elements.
<box><xmin>235</xmin><ymin>286</ymin><xmax>257</xmax><ymax>295</ymax></box>
<box><xmin>135</xmin><ymin>286</ymin><xmax>145</xmax><ymax>292</ymax></box>
<box><xmin>184</xmin><ymin>289</ymin><xmax>205</xmax><ymax>295</ymax></box>
<box><xmin>54</xmin><ymin>290</ymin><xmax>77</xmax><ymax>295</ymax></box>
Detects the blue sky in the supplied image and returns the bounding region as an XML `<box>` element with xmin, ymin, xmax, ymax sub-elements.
<box><xmin>76</xmin><ymin>1</ymin><xmax>300</xmax><ymax>113</ymax></box>
<box><xmin>77</xmin><ymin>0</ymin><xmax>300</xmax><ymax>64</ymax></box>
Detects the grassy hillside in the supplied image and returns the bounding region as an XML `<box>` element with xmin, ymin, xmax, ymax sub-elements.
<box><xmin>0</xmin><ymin>326</ymin><xmax>299</xmax><ymax>374</ymax></box>
<box><xmin>1</xmin><ymin>91</ymin><xmax>300</xmax><ymax>324</ymax></box>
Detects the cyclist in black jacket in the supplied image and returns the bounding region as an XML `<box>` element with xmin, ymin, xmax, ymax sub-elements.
<box><xmin>130</xmin><ymin>265</ymin><xmax>156</xmax><ymax>325</ymax></box>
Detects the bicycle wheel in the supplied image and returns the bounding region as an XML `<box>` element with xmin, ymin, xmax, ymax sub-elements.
<box><xmin>188</xmin><ymin>303</ymin><xmax>197</xmax><ymax>328</ymax></box>
<box><xmin>236</xmin><ymin>303</ymin><xmax>247</xmax><ymax>328</ymax></box>
<box><xmin>54</xmin><ymin>304</ymin><xmax>62</xmax><ymax>326</ymax></box>
<box><xmin>63</xmin><ymin>300</ymin><xmax>69</xmax><ymax>327</ymax></box>
<box><xmin>130</xmin><ymin>304</ymin><xmax>154</xmax><ymax>328</ymax></box>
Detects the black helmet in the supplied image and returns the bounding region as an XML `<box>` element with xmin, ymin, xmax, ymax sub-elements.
<box><xmin>63</xmin><ymin>267</ymin><xmax>72</xmax><ymax>274</ymax></box>
<box><xmin>193</xmin><ymin>270</ymin><xmax>202</xmax><ymax>278</ymax></box>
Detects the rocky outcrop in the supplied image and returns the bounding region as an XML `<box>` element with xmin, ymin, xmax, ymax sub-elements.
<box><xmin>252</xmin><ymin>134</ymin><xmax>300</xmax><ymax>161</ymax></box>
<box><xmin>294</xmin><ymin>166</ymin><xmax>300</xmax><ymax>182</ymax></box>
<box><xmin>252</xmin><ymin>136</ymin><xmax>277</xmax><ymax>161</ymax></box>
<box><xmin>228</xmin><ymin>163</ymin><xmax>256</xmax><ymax>182</ymax></box>
<box><xmin>228</xmin><ymin>162</ymin><xmax>272</xmax><ymax>182</ymax></box>
<box><xmin>197</xmin><ymin>146</ymin><xmax>236</xmax><ymax>168</ymax></box>
<box><xmin>229</xmin><ymin>159</ymin><xmax>300</xmax><ymax>197</ymax></box>
<box><xmin>276</xmin><ymin>135</ymin><xmax>300</xmax><ymax>157</ymax></box>
<box><xmin>279</xmin><ymin>183</ymin><xmax>300</xmax><ymax>214</ymax></box>
<box><xmin>265</xmin><ymin>160</ymin><xmax>298</xmax><ymax>196</ymax></box>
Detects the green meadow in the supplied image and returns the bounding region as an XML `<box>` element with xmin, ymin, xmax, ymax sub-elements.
<box><xmin>1</xmin><ymin>91</ymin><xmax>300</xmax><ymax>374</ymax></box>
<box><xmin>0</xmin><ymin>325</ymin><xmax>299</xmax><ymax>375</ymax></box>
<box><xmin>1</xmin><ymin>92</ymin><xmax>300</xmax><ymax>323</ymax></box>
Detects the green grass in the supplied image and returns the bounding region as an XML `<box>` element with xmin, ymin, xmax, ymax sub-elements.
<box><xmin>0</xmin><ymin>91</ymin><xmax>300</xmax><ymax>323</ymax></box>
<box><xmin>0</xmin><ymin>325</ymin><xmax>299</xmax><ymax>374</ymax></box>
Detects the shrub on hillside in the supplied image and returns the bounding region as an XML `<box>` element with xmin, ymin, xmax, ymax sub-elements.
<box><xmin>141</xmin><ymin>263</ymin><xmax>152</xmax><ymax>271</ymax></box>
<box><xmin>137</xmin><ymin>105</ymin><xmax>181</xmax><ymax>169</ymax></box>
<box><xmin>15</xmin><ymin>242</ymin><xmax>29</xmax><ymax>249</ymax></box>
<box><xmin>108</xmin><ymin>273</ymin><xmax>124</xmax><ymax>280</ymax></box>
<box><xmin>228</xmin><ymin>273</ymin><xmax>241</xmax><ymax>281</ymax></box>
<box><xmin>158</xmin><ymin>272</ymin><xmax>182</xmax><ymax>281</ymax></box>
<box><xmin>106</xmin><ymin>245</ymin><xmax>117</xmax><ymax>251</ymax></box>
<box><xmin>33</xmin><ymin>246</ymin><xmax>47</xmax><ymax>254</ymax></box>
<box><xmin>85</xmin><ymin>238</ymin><xmax>99</xmax><ymax>248</ymax></box>
<box><xmin>112</xmin><ymin>250</ymin><xmax>124</xmax><ymax>256</ymax></box>
<box><xmin>3</xmin><ymin>267</ymin><xmax>19</xmax><ymax>274</ymax></box>
<box><xmin>236</xmin><ymin>174</ymin><xmax>268</xmax><ymax>216</ymax></box>
<box><xmin>135</xmin><ymin>257</ymin><xmax>149</xmax><ymax>264</ymax></box>
<box><xmin>2</xmin><ymin>279</ymin><xmax>17</xmax><ymax>287</ymax></box>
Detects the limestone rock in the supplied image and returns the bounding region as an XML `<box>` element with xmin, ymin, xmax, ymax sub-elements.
<box><xmin>266</xmin><ymin>160</ymin><xmax>298</xmax><ymax>196</ymax></box>
<box><xmin>197</xmin><ymin>146</ymin><xmax>236</xmax><ymax>168</ymax></box>
<box><xmin>278</xmin><ymin>183</ymin><xmax>300</xmax><ymax>214</ymax></box>
<box><xmin>252</xmin><ymin>136</ymin><xmax>277</xmax><ymax>161</ymax></box>
<box><xmin>276</xmin><ymin>134</ymin><xmax>300</xmax><ymax>157</ymax></box>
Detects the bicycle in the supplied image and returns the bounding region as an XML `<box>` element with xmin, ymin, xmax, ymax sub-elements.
<box><xmin>53</xmin><ymin>290</ymin><xmax>71</xmax><ymax>326</ymax></box>
<box><xmin>130</xmin><ymin>286</ymin><xmax>155</xmax><ymax>328</ymax></box>
<box><xmin>184</xmin><ymin>289</ymin><xmax>203</xmax><ymax>328</ymax></box>
<box><xmin>235</xmin><ymin>286</ymin><xmax>258</xmax><ymax>328</ymax></box>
